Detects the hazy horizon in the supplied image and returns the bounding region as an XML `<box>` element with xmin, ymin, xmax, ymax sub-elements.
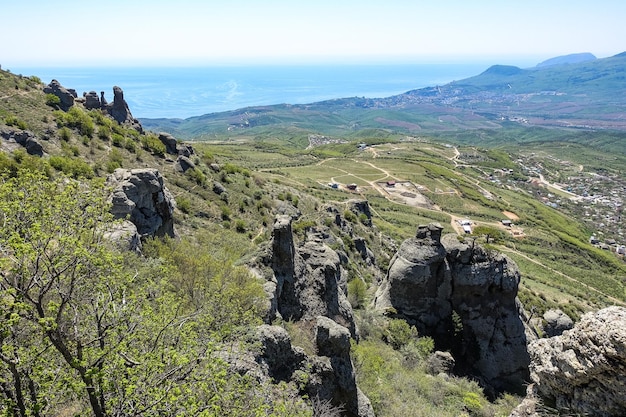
<box><xmin>2</xmin><ymin>1</ymin><xmax>624</xmax><ymax>68</ymax></box>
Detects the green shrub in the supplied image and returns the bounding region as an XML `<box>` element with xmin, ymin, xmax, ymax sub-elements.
<box><xmin>5</xmin><ymin>115</ymin><xmax>28</xmax><ymax>130</ymax></box>
<box><xmin>348</xmin><ymin>278</ymin><xmax>368</xmax><ymax>309</ymax></box>
<box><xmin>45</xmin><ymin>93</ymin><xmax>61</xmax><ymax>107</ymax></box>
<box><xmin>176</xmin><ymin>196</ymin><xmax>192</xmax><ymax>214</ymax></box>
<box><xmin>48</xmin><ymin>155</ymin><xmax>93</xmax><ymax>178</ymax></box>
<box><xmin>384</xmin><ymin>318</ymin><xmax>417</xmax><ymax>350</ymax></box>
<box><xmin>58</xmin><ymin>127</ymin><xmax>72</xmax><ymax>141</ymax></box>
<box><xmin>140</xmin><ymin>133</ymin><xmax>166</xmax><ymax>156</ymax></box>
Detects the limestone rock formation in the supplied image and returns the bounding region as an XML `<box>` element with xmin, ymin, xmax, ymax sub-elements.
<box><xmin>106</xmin><ymin>86</ymin><xmax>143</xmax><ymax>133</ymax></box>
<box><xmin>107</xmin><ymin>168</ymin><xmax>176</xmax><ymax>238</ymax></box>
<box><xmin>84</xmin><ymin>91</ymin><xmax>101</xmax><ymax>109</ymax></box>
<box><xmin>43</xmin><ymin>79</ymin><xmax>74</xmax><ymax>110</ymax></box>
<box><xmin>374</xmin><ymin>223</ymin><xmax>530</xmax><ymax>396</ymax></box>
<box><xmin>0</xmin><ymin>126</ymin><xmax>44</xmax><ymax>156</ymax></box>
<box><xmin>529</xmin><ymin>306</ymin><xmax>626</xmax><ymax>417</ymax></box>
<box><xmin>255</xmin><ymin>320</ymin><xmax>374</xmax><ymax>417</ymax></box>
<box><xmin>252</xmin><ymin>215</ymin><xmax>374</xmax><ymax>416</ymax></box>
<box><xmin>103</xmin><ymin>219</ymin><xmax>142</xmax><ymax>253</ymax></box>
<box><xmin>267</xmin><ymin>215</ymin><xmax>355</xmax><ymax>336</ymax></box>
<box><xmin>542</xmin><ymin>309</ymin><xmax>574</xmax><ymax>337</ymax></box>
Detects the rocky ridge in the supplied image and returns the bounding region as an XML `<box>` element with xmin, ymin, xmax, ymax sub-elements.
<box><xmin>523</xmin><ymin>306</ymin><xmax>626</xmax><ymax>417</ymax></box>
<box><xmin>374</xmin><ymin>223</ymin><xmax>530</xmax><ymax>397</ymax></box>
<box><xmin>251</xmin><ymin>214</ymin><xmax>374</xmax><ymax>417</ymax></box>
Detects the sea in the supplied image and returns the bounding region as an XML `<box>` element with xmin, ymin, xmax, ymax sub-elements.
<box><xmin>14</xmin><ymin>63</ymin><xmax>498</xmax><ymax>119</ymax></box>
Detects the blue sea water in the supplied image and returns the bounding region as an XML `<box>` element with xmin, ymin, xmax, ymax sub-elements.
<box><xmin>14</xmin><ymin>63</ymin><xmax>492</xmax><ymax>119</ymax></box>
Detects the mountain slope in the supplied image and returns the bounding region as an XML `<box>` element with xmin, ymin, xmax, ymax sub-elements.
<box><xmin>142</xmin><ymin>52</ymin><xmax>626</xmax><ymax>139</ymax></box>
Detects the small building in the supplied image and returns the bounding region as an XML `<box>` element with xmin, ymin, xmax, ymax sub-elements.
<box><xmin>386</xmin><ymin>180</ymin><xmax>396</xmax><ymax>187</ymax></box>
<box><xmin>347</xmin><ymin>183</ymin><xmax>358</xmax><ymax>191</ymax></box>
<box><xmin>328</xmin><ymin>183</ymin><xmax>339</xmax><ymax>189</ymax></box>
<box><xmin>463</xmin><ymin>225</ymin><xmax>472</xmax><ymax>234</ymax></box>
<box><xmin>501</xmin><ymin>219</ymin><xmax>512</xmax><ymax>227</ymax></box>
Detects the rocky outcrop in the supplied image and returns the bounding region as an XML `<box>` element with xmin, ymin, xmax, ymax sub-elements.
<box><xmin>106</xmin><ymin>86</ymin><xmax>143</xmax><ymax>133</ymax></box>
<box><xmin>255</xmin><ymin>319</ymin><xmax>374</xmax><ymax>417</ymax></box>
<box><xmin>84</xmin><ymin>91</ymin><xmax>101</xmax><ymax>109</ymax></box>
<box><xmin>374</xmin><ymin>223</ymin><xmax>530</xmax><ymax>396</ymax></box>
<box><xmin>107</xmin><ymin>168</ymin><xmax>176</xmax><ymax>238</ymax></box>
<box><xmin>528</xmin><ymin>306</ymin><xmax>626</xmax><ymax>417</ymax></box>
<box><xmin>541</xmin><ymin>309</ymin><xmax>574</xmax><ymax>337</ymax></box>
<box><xmin>267</xmin><ymin>215</ymin><xmax>355</xmax><ymax>336</ymax></box>
<box><xmin>103</xmin><ymin>220</ymin><xmax>142</xmax><ymax>253</ymax></box>
<box><xmin>43</xmin><ymin>79</ymin><xmax>74</xmax><ymax>110</ymax></box>
<box><xmin>0</xmin><ymin>127</ymin><xmax>44</xmax><ymax>156</ymax></box>
<box><xmin>252</xmin><ymin>215</ymin><xmax>374</xmax><ymax>416</ymax></box>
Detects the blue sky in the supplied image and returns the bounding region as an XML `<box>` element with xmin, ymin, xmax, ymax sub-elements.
<box><xmin>2</xmin><ymin>0</ymin><xmax>625</xmax><ymax>67</ymax></box>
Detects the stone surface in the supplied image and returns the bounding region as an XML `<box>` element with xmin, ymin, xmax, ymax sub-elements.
<box><xmin>107</xmin><ymin>168</ymin><xmax>176</xmax><ymax>238</ymax></box>
<box><xmin>43</xmin><ymin>79</ymin><xmax>74</xmax><ymax>110</ymax></box>
<box><xmin>374</xmin><ymin>223</ymin><xmax>530</xmax><ymax>396</ymax></box>
<box><xmin>84</xmin><ymin>91</ymin><xmax>101</xmax><ymax>109</ymax></box>
<box><xmin>103</xmin><ymin>220</ymin><xmax>142</xmax><ymax>253</ymax></box>
<box><xmin>0</xmin><ymin>127</ymin><xmax>44</xmax><ymax>156</ymax></box>
<box><xmin>542</xmin><ymin>309</ymin><xmax>574</xmax><ymax>337</ymax></box>
<box><xmin>268</xmin><ymin>215</ymin><xmax>356</xmax><ymax>336</ymax></box>
<box><xmin>105</xmin><ymin>86</ymin><xmax>143</xmax><ymax>132</ymax></box>
<box><xmin>529</xmin><ymin>306</ymin><xmax>626</xmax><ymax>417</ymax></box>
<box><xmin>175</xmin><ymin>155</ymin><xmax>195</xmax><ymax>173</ymax></box>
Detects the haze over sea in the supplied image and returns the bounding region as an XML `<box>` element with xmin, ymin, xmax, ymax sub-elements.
<box><xmin>15</xmin><ymin>62</ymin><xmax>519</xmax><ymax>119</ymax></box>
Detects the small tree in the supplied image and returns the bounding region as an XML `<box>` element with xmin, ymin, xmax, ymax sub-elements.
<box><xmin>472</xmin><ymin>224</ymin><xmax>504</xmax><ymax>244</ymax></box>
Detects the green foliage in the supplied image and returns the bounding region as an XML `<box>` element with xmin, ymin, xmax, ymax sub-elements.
<box><xmin>54</xmin><ymin>107</ymin><xmax>95</xmax><ymax>137</ymax></box>
<box><xmin>186</xmin><ymin>167</ymin><xmax>207</xmax><ymax>185</ymax></box>
<box><xmin>347</xmin><ymin>278</ymin><xmax>367</xmax><ymax>309</ymax></box>
<box><xmin>44</xmin><ymin>93</ymin><xmax>61</xmax><ymax>107</ymax></box>
<box><xmin>384</xmin><ymin>319</ymin><xmax>417</xmax><ymax>350</ymax></box>
<box><xmin>48</xmin><ymin>155</ymin><xmax>94</xmax><ymax>178</ymax></box>
<box><xmin>4</xmin><ymin>115</ymin><xmax>28</xmax><ymax>130</ymax></box>
<box><xmin>140</xmin><ymin>133</ymin><xmax>167</xmax><ymax>156</ymax></box>
<box><xmin>176</xmin><ymin>195</ymin><xmax>192</xmax><ymax>214</ymax></box>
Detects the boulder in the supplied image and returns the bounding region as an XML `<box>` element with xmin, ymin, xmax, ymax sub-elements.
<box><xmin>374</xmin><ymin>223</ymin><xmax>530</xmax><ymax>396</ymax></box>
<box><xmin>0</xmin><ymin>127</ymin><xmax>44</xmax><ymax>156</ymax></box>
<box><xmin>529</xmin><ymin>306</ymin><xmax>626</xmax><ymax>416</ymax></box>
<box><xmin>103</xmin><ymin>220</ymin><xmax>142</xmax><ymax>253</ymax></box>
<box><xmin>347</xmin><ymin>199</ymin><xmax>373</xmax><ymax>226</ymax></box>
<box><xmin>542</xmin><ymin>309</ymin><xmax>574</xmax><ymax>337</ymax></box>
<box><xmin>158</xmin><ymin>132</ymin><xmax>179</xmax><ymax>155</ymax></box>
<box><xmin>43</xmin><ymin>79</ymin><xmax>74</xmax><ymax>110</ymax></box>
<box><xmin>84</xmin><ymin>91</ymin><xmax>101</xmax><ymax>109</ymax></box>
<box><xmin>107</xmin><ymin>168</ymin><xmax>176</xmax><ymax>238</ymax></box>
<box><xmin>175</xmin><ymin>155</ymin><xmax>195</xmax><ymax>173</ymax></box>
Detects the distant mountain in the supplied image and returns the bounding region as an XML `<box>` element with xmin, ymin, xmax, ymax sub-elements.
<box><xmin>536</xmin><ymin>52</ymin><xmax>597</xmax><ymax>68</ymax></box>
<box><xmin>142</xmin><ymin>52</ymin><xmax>626</xmax><ymax>138</ymax></box>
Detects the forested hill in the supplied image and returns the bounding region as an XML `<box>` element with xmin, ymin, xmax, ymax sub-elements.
<box><xmin>141</xmin><ymin>52</ymin><xmax>626</xmax><ymax>139</ymax></box>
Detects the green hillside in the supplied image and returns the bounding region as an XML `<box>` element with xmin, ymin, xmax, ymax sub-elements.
<box><xmin>1</xmin><ymin>65</ymin><xmax>625</xmax><ymax>417</ymax></box>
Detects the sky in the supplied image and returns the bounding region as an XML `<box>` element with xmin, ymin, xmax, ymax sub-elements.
<box><xmin>2</xmin><ymin>0</ymin><xmax>625</xmax><ymax>68</ymax></box>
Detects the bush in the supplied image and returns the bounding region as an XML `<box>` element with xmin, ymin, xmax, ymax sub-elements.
<box><xmin>348</xmin><ymin>278</ymin><xmax>368</xmax><ymax>309</ymax></box>
<box><xmin>48</xmin><ymin>155</ymin><xmax>94</xmax><ymax>178</ymax></box>
<box><xmin>384</xmin><ymin>318</ymin><xmax>417</xmax><ymax>350</ymax></box>
<box><xmin>5</xmin><ymin>115</ymin><xmax>28</xmax><ymax>130</ymax></box>
<box><xmin>140</xmin><ymin>133</ymin><xmax>166</xmax><ymax>156</ymax></box>
<box><xmin>45</xmin><ymin>93</ymin><xmax>61</xmax><ymax>107</ymax></box>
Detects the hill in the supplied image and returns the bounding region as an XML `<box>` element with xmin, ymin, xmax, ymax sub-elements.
<box><xmin>1</xmin><ymin>65</ymin><xmax>626</xmax><ymax>417</ymax></box>
<box><xmin>141</xmin><ymin>52</ymin><xmax>626</xmax><ymax>139</ymax></box>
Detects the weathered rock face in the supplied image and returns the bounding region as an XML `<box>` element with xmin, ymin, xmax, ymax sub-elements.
<box><xmin>529</xmin><ymin>306</ymin><xmax>626</xmax><ymax>417</ymax></box>
<box><xmin>43</xmin><ymin>79</ymin><xmax>74</xmax><ymax>110</ymax></box>
<box><xmin>0</xmin><ymin>127</ymin><xmax>44</xmax><ymax>156</ymax></box>
<box><xmin>268</xmin><ymin>215</ymin><xmax>355</xmax><ymax>336</ymax></box>
<box><xmin>107</xmin><ymin>168</ymin><xmax>176</xmax><ymax>238</ymax></box>
<box><xmin>84</xmin><ymin>90</ymin><xmax>101</xmax><ymax>109</ymax></box>
<box><xmin>106</xmin><ymin>86</ymin><xmax>143</xmax><ymax>133</ymax></box>
<box><xmin>541</xmin><ymin>309</ymin><xmax>574</xmax><ymax>337</ymax></box>
<box><xmin>255</xmin><ymin>319</ymin><xmax>374</xmax><ymax>417</ymax></box>
<box><xmin>103</xmin><ymin>219</ymin><xmax>142</xmax><ymax>253</ymax></box>
<box><xmin>254</xmin><ymin>215</ymin><xmax>374</xmax><ymax>416</ymax></box>
<box><xmin>374</xmin><ymin>223</ymin><xmax>530</xmax><ymax>396</ymax></box>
